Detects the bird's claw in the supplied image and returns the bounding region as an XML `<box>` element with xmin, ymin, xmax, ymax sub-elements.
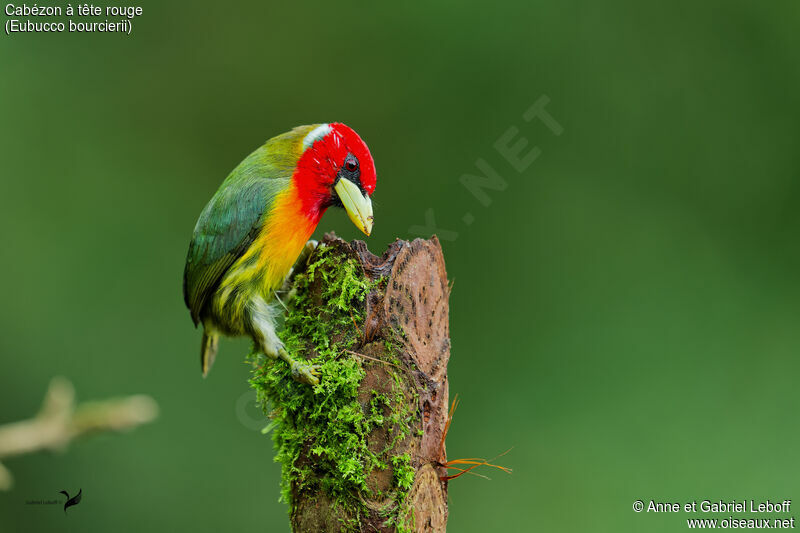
<box><xmin>290</xmin><ymin>360</ymin><xmax>320</xmax><ymax>386</ymax></box>
<box><xmin>304</xmin><ymin>239</ymin><xmax>319</xmax><ymax>257</ymax></box>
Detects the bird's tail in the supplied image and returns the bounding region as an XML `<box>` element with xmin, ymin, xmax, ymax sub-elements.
<box><xmin>201</xmin><ymin>329</ymin><xmax>219</xmax><ymax>378</ymax></box>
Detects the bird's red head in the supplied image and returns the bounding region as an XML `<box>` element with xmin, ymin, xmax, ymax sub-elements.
<box><xmin>294</xmin><ymin>123</ymin><xmax>376</xmax><ymax>235</ymax></box>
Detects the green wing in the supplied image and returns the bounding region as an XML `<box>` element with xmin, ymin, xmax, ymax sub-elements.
<box><xmin>183</xmin><ymin>170</ymin><xmax>289</xmax><ymax>325</ymax></box>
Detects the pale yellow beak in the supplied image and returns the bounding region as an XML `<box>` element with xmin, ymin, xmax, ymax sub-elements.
<box><xmin>334</xmin><ymin>178</ymin><xmax>373</xmax><ymax>236</ymax></box>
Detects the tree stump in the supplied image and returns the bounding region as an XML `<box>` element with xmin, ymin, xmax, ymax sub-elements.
<box><xmin>251</xmin><ymin>233</ymin><xmax>451</xmax><ymax>532</ymax></box>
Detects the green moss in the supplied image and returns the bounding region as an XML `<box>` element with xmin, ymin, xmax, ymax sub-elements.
<box><xmin>379</xmin><ymin>454</ymin><xmax>415</xmax><ymax>533</ymax></box>
<box><xmin>249</xmin><ymin>245</ymin><xmax>415</xmax><ymax>530</ymax></box>
<box><xmin>391</xmin><ymin>453</ymin><xmax>414</xmax><ymax>491</ymax></box>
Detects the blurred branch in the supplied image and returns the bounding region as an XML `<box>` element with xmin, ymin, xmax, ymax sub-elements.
<box><xmin>0</xmin><ymin>377</ymin><xmax>158</xmax><ymax>490</ymax></box>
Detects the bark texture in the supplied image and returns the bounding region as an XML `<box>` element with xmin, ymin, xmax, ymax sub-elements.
<box><xmin>291</xmin><ymin>234</ymin><xmax>450</xmax><ymax>532</ymax></box>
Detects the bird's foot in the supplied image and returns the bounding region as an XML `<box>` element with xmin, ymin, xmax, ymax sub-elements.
<box><xmin>278</xmin><ymin>347</ymin><xmax>320</xmax><ymax>386</ymax></box>
<box><xmin>289</xmin><ymin>360</ymin><xmax>321</xmax><ymax>386</ymax></box>
<box><xmin>295</xmin><ymin>240</ymin><xmax>319</xmax><ymax>271</ymax></box>
<box><xmin>303</xmin><ymin>239</ymin><xmax>319</xmax><ymax>258</ymax></box>
<box><xmin>280</xmin><ymin>240</ymin><xmax>321</xmax><ymax>295</ymax></box>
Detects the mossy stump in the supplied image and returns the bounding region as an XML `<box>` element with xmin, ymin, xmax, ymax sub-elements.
<box><xmin>250</xmin><ymin>233</ymin><xmax>451</xmax><ymax>532</ymax></box>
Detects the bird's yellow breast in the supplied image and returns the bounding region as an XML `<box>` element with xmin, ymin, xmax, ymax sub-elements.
<box><xmin>211</xmin><ymin>182</ymin><xmax>317</xmax><ymax>330</ymax></box>
<box><xmin>252</xmin><ymin>183</ymin><xmax>317</xmax><ymax>291</ymax></box>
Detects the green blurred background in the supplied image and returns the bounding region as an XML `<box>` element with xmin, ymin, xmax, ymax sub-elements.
<box><xmin>2</xmin><ymin>1</ymin><xmax>799</xmax><ymax>531</ymax></box>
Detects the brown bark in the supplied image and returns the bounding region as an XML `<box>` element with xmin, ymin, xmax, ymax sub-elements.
<box><xmin>291</xmin><ymin>234</ymin><xmax>451</xmax><ymax>532</ymax></box>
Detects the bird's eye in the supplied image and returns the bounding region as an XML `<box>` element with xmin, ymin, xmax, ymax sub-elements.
<box><xmin>345</xmin><ymin>159</ymin><xmax>358</xmax><ymax>172</ymax></box>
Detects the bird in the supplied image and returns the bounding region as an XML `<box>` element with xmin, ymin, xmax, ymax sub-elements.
<box><xmin>59</xmin><ymin>488</ymin><xmax>82</xmax><ymax>513</ymax></box>
<box><xmin>183</xmin><ymin>123</ymin><xmax>376</xmax><ymax>385</ymax></box>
